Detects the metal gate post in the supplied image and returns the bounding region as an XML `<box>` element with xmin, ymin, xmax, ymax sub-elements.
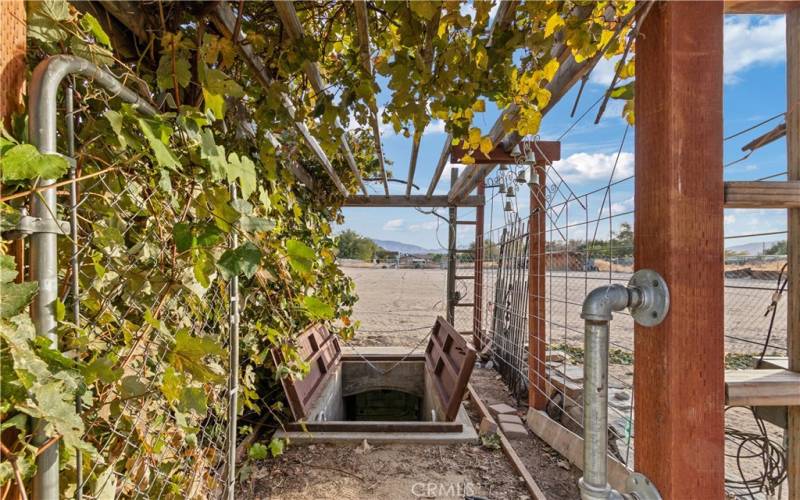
<box><xmin>446</xmin><ymin>168</ymin><xmax>458</xmax><ymax>324</ymax></box>
<box><xmin>27</xmin><ymin>55</ymin><xmax>157</xmax><ymax>500</ymax></box>
<box><xmin>473</xmin><ymin>180</ymin><xmax>485</xmax><ymax>349</ymax></box>
<box><xmin>226</xmin><ymin>185</ymin><xmax>240</xmax><ymax>499</ymax></box>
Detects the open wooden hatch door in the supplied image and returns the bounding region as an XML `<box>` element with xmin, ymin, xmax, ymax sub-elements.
<box><xmin>274</xmin><ymin>323</ymin><xmax>342</xmax><ymax>420</ymax></box>
<box><xmin>425</xmin><ymin>316</ymin><xmax>477</xmax><ymax>421</ymax></box>
<box><xmin>276</xmin><ymin>317</ymin><xmax>476</xmax><ymax>422</ymax></box>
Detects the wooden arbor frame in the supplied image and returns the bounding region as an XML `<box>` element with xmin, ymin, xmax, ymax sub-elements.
<box><xmin>8</xmin><ymin>1</ymin><xmax>798</xmax><ymax>499</ymax></box>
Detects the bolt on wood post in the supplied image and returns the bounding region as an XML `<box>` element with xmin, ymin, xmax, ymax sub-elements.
<box><xmin>786</xmin><ymin>6</ymin><xmax>800</xmax><ymax>500</ymax></box>
<box><xmin>633</xmin><ymin>2</ymin><xmax>725</xmax><ymax>498</ymax></box>
<box><xmin>528</xmin><ymin>166</ymin><xmax>547</xmax><ymax>411</ymax></box>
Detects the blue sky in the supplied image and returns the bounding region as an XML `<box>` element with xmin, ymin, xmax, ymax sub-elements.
<box><xmin>338</xmin><ymin>14</ymin><xmax>789</xmax><ymax>251</ymax></box>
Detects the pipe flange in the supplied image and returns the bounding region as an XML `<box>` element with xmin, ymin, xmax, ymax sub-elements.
<box><xmin>627</xmin><ymin>269</ymin><xmax>669</xmax><ymax>327</ymax></box>
<box><xmin>624</xmin><ymin>473</ymin><xmax>661</xmax><ymax>500</ymax></box>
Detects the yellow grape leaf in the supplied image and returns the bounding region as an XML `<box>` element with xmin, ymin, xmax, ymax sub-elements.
<box><xmin>461</xmin><ymin>153</ymin><xmax>476</xmax><ymax>165</ymax></box>
<box><xmin>479</xmin><ymin>137</ymin><xmax>493</xmax><ymax>156</ymax></box>
<box><xmin>544</xmin><ymin>13</ymin><xmax>565</xmax><ymax>38</ymax></box>
<box><xmin>468</xmin><ymin>128</ymin><xmax>482</xmax><ymax>148</ymax></box>
<box><xmin>472</xmin><ymin>99</ymin><xmax>486</xmax><ymax>113</ymax></box>
<box><xmin>618</xmin><ymin>59</ymin><xmax>635</xmax><ymax>80</ymax></box>
<box><xmin>536</xmin><ymin>88</ymin><xmax>552</xmax><ymax>109</ymax></box>
<box><xmin>599</xmin><ymin>29</ymin><xmax>615</xmax><ymax>49</ymax></box>
<box><xmin>475</xmin><ymin>46</ymin><xmax>488</xmax><ymax>70</ymax></box>
<box><xmin>543</xmin><ymin>59</ymin><xmax>559</xmax><ymax>82</ymax></box>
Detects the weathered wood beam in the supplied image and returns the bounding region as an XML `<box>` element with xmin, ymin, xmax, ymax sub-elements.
<box><xmin>724</xmin><ymin>181</ymin><xmax>800</xmax><ymax>208</ymax></box>
<box><xmin>786</xmin><ymin>7</ymin><xmax>800</xmax><ymax>500</ymax></box>
<box><xmin>273</xmin><ymin>1</ymin><xmax>367</xmax><ymax>196</ymax></box>
<box><xmin>725</xmin><ymin>369</ymin><xmax>800</xmax><ymax>406</ymax></box>
<box><xmin>742</xmin><ymin>122</ymin><xmax>786</xmax><ymax>152</ymax></box>
<box><xmin>426</xmin><ymin>1</ymin><xmax>518</xmax><ymax>199</ymax></box>
<box><xmin>724</xmin><ymin>1</ymin><xmax>800</xmax><ymax>14</ymax></box>
<box><xmin>343</xmin><ymin>195</ymin><xmax>484</xmax><ymax>208</ymax></box>
<box><xmin>354</xmin><ymin>1</ymin><xmax>389</xmax><ymax>196</ymax></box>
<box><xmin>211</xmin><ymin>3</ymin><xmax>348</xmax><ymax>196</ymax></box>
<box><xmin>634</xmin><ymin>3</ymin><xmax>725</xmax><ymax>498</ymax></box>
<box><xmin>406</xmin><ymin>134</ymin><xmax>421</xmax><ymax>198</ymax></box>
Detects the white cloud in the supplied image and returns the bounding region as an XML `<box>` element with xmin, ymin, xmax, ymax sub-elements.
<box><xmin>590</xmin><ymin>56</ymin><xmax>622</xmax><ymax>86</ymax></box>
<box><xmin>409</xmin><ymin>221</ymin><xmax>438</xmax><ymax>231</ymax></box>
<box><xmin>724</xmin><ymin>215</ymin><xmax>737</xmax><ymax>225</ymax></box>
<box><xmin>552</xmin><ymin>152</ymin><xmax>634</xmax><ymax>184</ymax></box>
<box><xmin>724</xmin><ymin>16</ymin><xmax>785</xmax><ymax>84</ymax></box>
<box><xmin>383</xmin><ymin>218</ymin><xmax>405</xmax><ymax>231</ymax></box>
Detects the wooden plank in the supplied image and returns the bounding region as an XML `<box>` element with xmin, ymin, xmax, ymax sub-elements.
<box><xmin>724</xmin><ymin>181</ymin><xmax>800</xmax><ymax>208</ymax></box>
<box><xmin>742</xmin><ymin>122</ymin><xmax>786</xmax><ymax>152</ymax></box>
<box><xmin>273</xmin><ymin>1</ymin><xmax>367</xmax><ymax>196</ymax></box>
<box><xmin>211</xmin><ymin>3</ymin><xmax>348</xmax><ymax>196</ymax></box>
<box><xmin>468</xmin><ymin>385</ymin><xmax>547</xmax><ymax>500</ymax></box>
<box><xmin>529</xmin><ymin>167</ymin><xmax>547</xmax><ymax>410</ymax></box>
<box><xmin>525</xmin><ymin>409</ymin><xmax>632</xmax><ymax>493</ymax></box>
<box><xmin>786</xmin><ymin>7</ymin><xmax>800</xmax><ymax>500</ymax></box>
<box><xmin>450</xmin><ymin>140</ymin><xmax>561</xmax><ymax>165</ymax></box>
<box><xmin>285</xmin><ymin>421</ymin><xmax>463</xmax><ymax>433</ymax></box>
<box><xmin>725</xmin><ymin>369</ymin><xmax>800</xmax><ymax>406</ymax></box>
<box><xmin>342</xmin><ymin>194</ymin><xmax>484</xmax><ymax>207</ymax></box>
<box><xmin>353</xmin><ymin>1</ymin><xmax>388</xmax><ymax>196</ymax></box>
<box><xmin>725</xmin><ymin>1</ymin><xmax>800</xmax><ymax>14</ymax></box>
<box><xmin>633</xmin><ymin>3</ymin><xmax>725</xmax><ymax>499</ymax></box>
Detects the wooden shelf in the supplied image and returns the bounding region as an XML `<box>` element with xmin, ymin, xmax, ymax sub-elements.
<box><xmin>724</xmin><ymin>181</ymin><xmax>800</xmax><ymax>209</ymax></box>
<box><xmin>725</xmin><ymin>369</ymin><xmax>800</xmax><ymax>406</ymax></box>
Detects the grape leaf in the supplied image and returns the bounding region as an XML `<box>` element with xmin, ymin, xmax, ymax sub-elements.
<box><xmin>1</xmin><ymin>144</ymin><xmax>69</xmax><ymax>181</ymax></box>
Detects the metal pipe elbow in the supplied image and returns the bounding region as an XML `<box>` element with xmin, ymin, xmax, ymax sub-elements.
<box><xmin>580</xmin><ymin>284</ymin><xmax>631</xmax><ymax>322</ymax></box>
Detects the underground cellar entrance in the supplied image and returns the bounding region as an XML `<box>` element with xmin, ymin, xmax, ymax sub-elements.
<box><xmin>274</xmin><ymin>317</ymin><xmax>479</xmax><ymax>444</ymax></box>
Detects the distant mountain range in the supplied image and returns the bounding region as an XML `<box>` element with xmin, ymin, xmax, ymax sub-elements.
<box><xmin>371</xmin><ymin>239</ymin><xmax>447</xmax><ymax>255</ymax></box>
<box><xmin>726</xmin><ymin>240</ymin><xmax>780</xmax><ymax>256</ymax></box>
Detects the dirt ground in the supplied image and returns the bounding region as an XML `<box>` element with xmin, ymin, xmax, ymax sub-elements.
<box><xmin>254</xmin><ymin>265</ymin><xmax>789</xmax><ymax>499</ymax></box>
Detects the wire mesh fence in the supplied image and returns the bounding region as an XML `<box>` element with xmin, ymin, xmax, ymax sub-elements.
<box><xmin>479</xmin><ymin>158</ymin><xmax>790</xmax><ymax>496</ymax></box>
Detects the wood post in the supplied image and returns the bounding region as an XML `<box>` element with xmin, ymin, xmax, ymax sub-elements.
<box><xmin>446</xmin><ymin>168</ymin><xmax>458</xmax><ymax>325</ymax></box>
<box><xmin>473</xmin><ymin>180</ymin><xmax>485</xmax><ymax>350</ymax></box>
<box><xmin>528</xmin><ymin>167</ymin><xmax>547</xmax><ymax>410</ymax></box>
<box><xmin>786</xmin><ymin>7</ymin><xmax>800</xmax><ymax>500</ymax></box>
<box><xmin>633</xmin><ymin>3</ymin><xmax>725</xmax><ymax>499</ymax></box>
<box><xmin>1</xmin><ymin>0</ymin><xmax>25</xmax><ymax>128</ymax></box>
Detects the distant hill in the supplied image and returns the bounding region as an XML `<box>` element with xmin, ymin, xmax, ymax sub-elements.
<box><xmin>371</xmin><ymin>239</ymin><xmax>447</xmax><ymax>255</ymax></box>
<box><xmin>726</xmin><ymin>240</ymin><xmax>780</xmax><ymax>256</ymax></box>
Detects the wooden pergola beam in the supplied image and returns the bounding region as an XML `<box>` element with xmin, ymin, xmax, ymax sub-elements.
<box><xmin>354</xmin><ymin>1</ymin><xmax>389</xmax><ymax>196</ymax></box>
<box><xmin>273</xmin><ymin>1</ymin><xmax>367</xmax><ymax>196</ymax></box>
<box><xmin>724</xmin><ymin>1</ymin><xmax>800</xmax><ymax>14</ymax></box>
<box><xmin>724</xmin><ymin>181</ymin><xmax>800</xmax><ymax>208</ymax></box>
<box><xmin>343</xmin><ymin>194</ymin><xmax>484</xmax><ymax>208</ymax></box>
<box><xmin>425</xmin><ymin>1</ymin><xmax>518</xmax><ymax>199</ymax></box>
<box><xmin>633</xmin><ymin>3</ymin><xmax>725</xmax><ymax>498</ymax></box>
<box><xmin>211</xmin><ymin>3</ymin><xmax>349</xmax><ymax>196</ymax></box>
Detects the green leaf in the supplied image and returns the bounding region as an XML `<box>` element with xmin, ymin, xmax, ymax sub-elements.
<box><xmin>137</xmin><ymin>118</ymin><xmax>180</xmax><ymax>169</ymax></box>
<box><xmin>610</xmin><ymin>82</ymin><xmax>634</xmax><ymax>100</ymax></box>
<box><xmin>178</xmin><ymin>386</ymin><xmax>207</xmax><ymax>415</ymax></box>
<box><xmin>1</xmin><ymin>144</ymin><xmax>69</xmax><ymax>181</ymax></box>
<box><xmin>226</xmin><ymin>153</ymin><xmax>257</xmax><ymax>199</ymax></box>
<box><xmin>168</xmin><ymin>329</ymin><xmax>224</xmax><ymax>382</ymax></box>
<box><xmin>27</xmin><ymin>0</ymin><xmax>70</xmax><ymax>44</ymax></box>
<box><xmin>0</xmin><ymin>254</ymin><xmax>18</xmax><ymax>283</ymax></box>
<box><xmin>80</xmin><ymin>13</ymin><xmax>111</xmax><ymax>48</ymax></box>
<box><xmin>83</xmin><ymin>355</ymin><xmax>122</xmax><ymax>385</ymax></box>
<box><xmin>286</xmin><ymin>239</ymin><xmax>315</xmax><ymax>275</ymax></box>
<box><xmin>303</xmin><ymin>296</ymin><xmax>334</xmax><ymax>319</ymax></box>
<box><xmin>200</xmin><ymin>129</ymin><xmax>227</xmax><ymax>181</ymax></box>
<box><xmin>269</xmin><ymin>437</ymin><xmax>285</xmax><ymax>457</ymax></box>
<box><xmin>156</xmin><ymin>55</ymin><xmax>191</xmax><ymax>91</ymax></box>
<box><xmin>160</xmin><ymin>366</ymin><xmax>183</xmax><ymax>402</ymax></box>
<box><xmin>120</xmin><ymin>375</ymin><xmax>147</xmax><ymax>398</ymax></box>
<box><xmin>173</xmin><ymin>222</ymin><xmax>194</xmax><ymax>253</ymax></box>
<box><xmin>0</xmin><ymin>281</ymin><xmax>38</xmax><ymax>318</ymax></box>
<box><xmin>248</xmin><ymin>442</ymin><xmax>268</xmax><ymax>460</ymax></box>
<box><xmin>240</xmin><ymin>217</ymin><xmax>275</xmax><ymax>234</ymax></box>
<box><xmin>217</xmin><ymin>242</ymin><xmax>262</xmax><ymax>279</ymax></box>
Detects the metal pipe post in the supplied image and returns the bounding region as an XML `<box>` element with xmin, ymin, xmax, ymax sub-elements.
<box><xmin>226</xmin><ymin>184</ymin><xmax>240</xmax><ymax>500</ymax></box>
<box><xmin>27</xmin><ymin>55</ymin><xmax>157</xmax><ymax>500</ymax></box>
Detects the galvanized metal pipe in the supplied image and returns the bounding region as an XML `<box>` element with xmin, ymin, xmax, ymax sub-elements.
<box><xmin>28</xmin><ymin>55</ymin><xmax>156</xmax><ymax>500</ymax></box>
<box><xmin>578</xmin><ymin>271</ymin><xmax>668</xmax><ymax>500</ymax></box>
<box><xmin>226</xmin><ymin>185</ymin><xmax>240</xmax><ymax>500</ymax></box>
<box><xmin>579</xmin><ymin>285</ymin><xmax>631</xmax><ymax>500</ymax></box>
